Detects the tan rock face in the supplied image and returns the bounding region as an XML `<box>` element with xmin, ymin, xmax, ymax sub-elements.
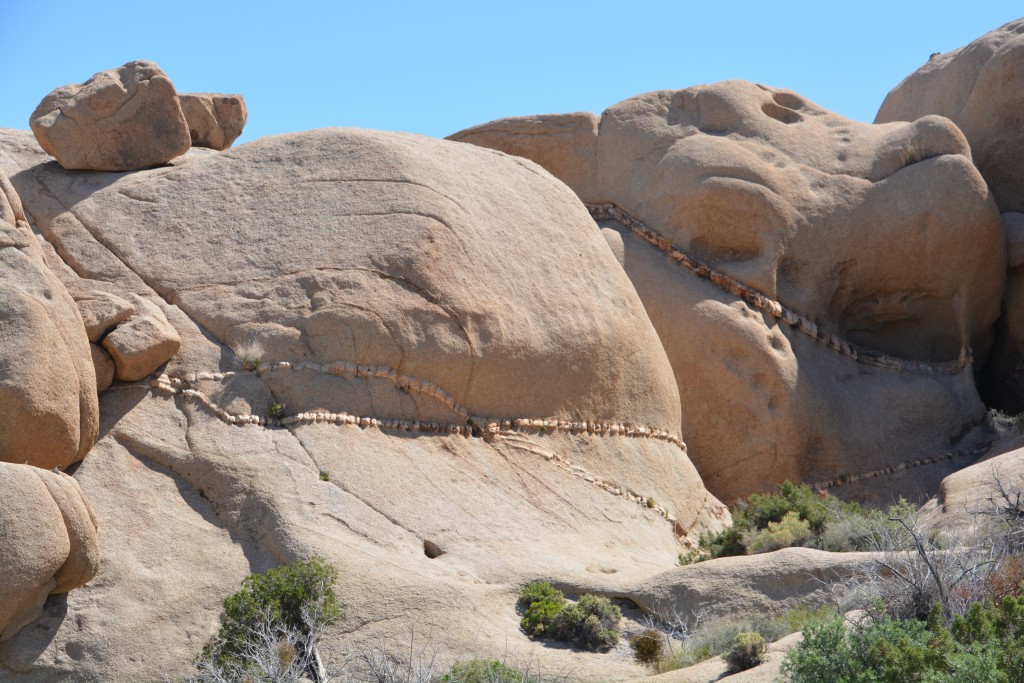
<box><xmin>29</xmin><ymin>60</ymin><xmax>191</xmax><ymax>171</ymax></box>
<box><xmin>876</xmin><ymin>19</ymin><xmax>1024</xmax><ymax>412</ymax></box>
<box><xmin>0</xmin><ymin>127</ymin><xmax>727</xmax><ymax>681</ymax></box>
<box><xmin>179</xmin><ymin>93</ymin><xmax>247</xmax><ymax>150</ymax></box>
<box><xmin>0</xmin><ymin>172</ymin><xmax>98</xmax><ymax>470</ymax></box>
<box><xmin>452</xmin><ymin>80</ymin><xmax>1004</xmax><ymax>501</ymax></box>
<box><xmin>0</xmin><ymin>463</ymin><xmax>99</xmax><ymax>642</ymax></box>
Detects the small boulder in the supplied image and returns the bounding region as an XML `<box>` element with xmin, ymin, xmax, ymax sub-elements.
<box><xmin>90</xmin><ymin>343</ymin><xmax>115</xmax><ymax>393</ymax></box>
<box><xmin>0</xmin><ymin>463</ymin><xmax>99</xmax><ymax>642</ymax></box>
<box><xmin>179</xmin><ymin>93</ymin><xmax>247</xmax><ymax>150</ymax></box>
<box><xmin>101</xmin><ymin>294</ymin><xmax>180</xmax><ymax>381</ymax></box>
<box><xmin>29</xmin><ymin>60</ymin><xmax>191</xmax><ymax>171</ymax></box>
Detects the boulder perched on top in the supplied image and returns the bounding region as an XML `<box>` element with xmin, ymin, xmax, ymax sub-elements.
<box><xmin>29</xmin><ymin>60</ymin><xmax>191</xmax><ymax>171</ymax></box>
<box><xmin>178</xmin><ymin>93</ymin><xmax>247</xmax><ymax>150</ymax></box>
<box><xmin>0</xmin><ymin>462</ymin><xmax>99</xmax><ymax>642</ymax></box>
<box><xmin>876</xmin><ymin>19</ymin><xmax>1024</xmax><ymax>412</ymax></box>
<box><xmin>0</xmin><ymin>171</ymin><xmax>98</xmax><ymax>470</ymax></box>
<box><xmin>452</xmin><ymin>80</ymin><xmax>1004</xmax><ymax>501</ymax></box>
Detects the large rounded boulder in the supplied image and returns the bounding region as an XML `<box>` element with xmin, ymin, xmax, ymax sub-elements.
<box><xmin>0</xmin><ymin>462</ymin><xmax>99</xmax><ymax>642</ymax></box>
<box><xmin>0</xmin><ymin>127</ymin><xmax>727</xmax><ymax>681</ymax></box>
<box><xmin>0</xmin><ymin>171</ymin><xmax>97</xmax><ymax>470</ymax></box>
<box><xmin>452</xmin><ymin>80</ymin><xmax>1005</xmax><ymax>501</ymax></box>
<box><xmin>876</xmin><ymin>19</ymin><xmax>1024</xmax><ymax>412</ymax></box>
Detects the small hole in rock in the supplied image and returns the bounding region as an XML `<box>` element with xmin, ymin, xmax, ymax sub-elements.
<box><xmin>761</xmin><ymin>101</ymin><xmax>802</xmax><ymax>124</ymax></box>
<box><xmin>423</xmin><ymin>540</ymin><xmax>445</xmax><ymax>559</ymax></box>
<box><xmin>772</xmin><ymin>92</ymin><xmax>804</xmax><ymax>109</ymax></box>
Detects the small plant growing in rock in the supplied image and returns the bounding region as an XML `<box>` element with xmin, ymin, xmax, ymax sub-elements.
<box><xmin>630</xmin><ymin>628</ymin><xmax>664</xmax><ymax>665</ymax></box>
<box><xmin>267</xmin><ymin>401</ymin><xmax>286</xmax><ymax>419</ymax></box>
<box><xmin>646</xmin><ymin>496</ymin><xmax>656</xmax><ymax>509</ymax></box>
<box><xmin>319</xmin><ymin>470</ymin><xmax>330</xmax><ymax>482</ymax></box>
<box><xmin>241</xmin><ymin>356</ymin><xmax>260</xmax><ymax>371</ymax></box>
<box><xmin>724</xmin><ymin>631</ymin><xmax>766</xmax><ymax>673</ymax></box>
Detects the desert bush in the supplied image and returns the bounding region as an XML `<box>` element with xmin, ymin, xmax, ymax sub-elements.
<box><xmin>724</xmin><ymin>631</ymin><xmax>766</xmax><ymax>673</ymax></box>
<box><xmin>783</xmin><ymin>596</ymin><xmax>1024</xmax><ymax>682</ymax></box>
<box><xmin>517</xmin><ymin>584</ymin><xmax>619</xmax><ymax>651</ymax></box>
<box><xmin>694</xmin><ymin>481</ymin><xmax>919</xmax><ymax>561</ymax></box>
<box><xmin>195</xmin><ymin>556</ymin><xmax>339</xmax><ymax>682</ymax></box>
<box><xmin>548</xmin><ymin>594</ymin><xmax>621</xmax><ymax>651</ymax></box>
<box><xmin>629</xmin><ymin>628</ymin><xmax>664</xmax><ymax>665</ymax></box>
<box><xmin>517</xmin><ymin>582</ymin><xmax>565</xmax><ymax>637</ymax></box>
<box><xmin>747</xmin><ymin>511</ymin><xmax>813</xmax><ymax>553</ymax></box>
<box><xmin>440</xmin><ymin>659</ymin><xmax>542</xmax><ymax>683</ymax></box>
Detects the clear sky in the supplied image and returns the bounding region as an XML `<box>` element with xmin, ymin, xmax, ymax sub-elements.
<box><xmin>2</xmin><ymin>1</ymin><xmax>1021</xmax><ymax>146</ymax></box>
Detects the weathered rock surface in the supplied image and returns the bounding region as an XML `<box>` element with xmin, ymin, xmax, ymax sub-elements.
<box><xmin>0</xmin><ymin>127</ymin><xmax>727</xmax><ymax>681</ymax></box>
<box><xmin>101</xmin><ymin>293</ymin><xmax>181</xmax><ymax>381</ymax></box>
<box><xmin>0</xmin><ymin>463</ymin><xmax>99</xmax><ymax>643</ymax></box>
<box><xmin>75</xmin><ymin>291</ymin><xmax>134</xmax><ymax>343</ymax></box>
<box><xmin>876</xmin><ymin>19</ymin><xmax>1024</xmax><ymax>213</ymax></box>
<box><xmin>630</xmin><ymin>547</ymin><xmax>874</xmax><ymax>623</ymax></box>
<box><xmin>29</xmin><ymin>60</ymin><xmax>191</xmax><ymax>171</ymax></box>
<box><xmin>919</xmin><ymin>443</ymin><xmax>1024</xmax><ymax>536</ymax></box>
<box><xmin>451</xmin><ymin>81</ymin><xmax>1004</xmax><ymax>502</ymax></box>
<box><xmin>876</xmin><ymin>19</ymin><xmax>1024</xmax><ymax>413</ymax></box>
<box><xmin>179</xmin><ymin>93</ymin><xmax>248</xmax><ymax>150</ymax></box>
<box><xmin>0</xmin><ymin>171</ymin><xmax>97</xmax><ymax>470</ymax></box>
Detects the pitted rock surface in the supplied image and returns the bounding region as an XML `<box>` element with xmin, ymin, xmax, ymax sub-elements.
<box><xmin>451</xmin><ymin>80</ymin><xmax>1004</xmax><ymax>501</ymax></box>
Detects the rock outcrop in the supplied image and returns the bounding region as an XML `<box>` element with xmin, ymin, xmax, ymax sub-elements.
<box><xmin>876</xmin><ymin>19</ymin><xmax>1024</xmax><ymax>413</ymax></box>
<box><xmin>0</xmin><ymin>126</ymin><xmax>727</xmax><ymax>681</ymax></box>
<box><xmin>179</xmin><ymin>93</ymin><xmax>247</xmax><ymax>150</ymax></box>
<box><xmin>0</xmin><ymin>463</ymin><xmax>99</xmax><ymax>642</ymax></box>
<box><xmin>29</xmin><ymin>60</ymin><xmax>191</xmax><ymax>171</ymax></box>
<box><xmin>0</xmin><ymin>171</ymin><xmax>97</xmax><ymax>470</ymax></box>
<box><xmin>451</xmin><ymin>81</ymin><xmax>1004</xmax><ymax>502</ymax></box>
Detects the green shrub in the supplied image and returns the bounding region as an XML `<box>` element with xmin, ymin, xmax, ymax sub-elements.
<box><xmin>697</xmin><ymin>481</ymin><xmax>919</xmax><ymax>559</ymax></box>
<box><xmin>630</xmin><ymin>628</ymin><xmax>664</xmax><ymax>665</ymax></box>
<box><xmin>518</xmin><ymin>582</ymin><xmax>565</xmax><ymax>637</ymax></box>
<box><xmin>549</xmin><ymin>594</ymin><xmax>621</xmax><ymax>651</ymax></box>
<box><xmin>201</xmin><ymin>556</ymin><xmax>339</xmax><ymax>669</ymax></box>
<box><xmin>725</xmin><ymin>631</ymin><xmax>766</xmax><ymax>673</ymax></box>
<box><xmin>747</xmin><ymin>511</ymin><xmax>813</xmax><ymax>553</ymax></box>
<box><xmin>782</xmin><ymin>597</ymin><xmax>1024</xmax><ymax>682</ymax></box>
<box><xmin>517</xmin><ymin>584</ymin><xmax>621</xmax><ymax>651</ymax></box>
<box><xmin>441</xmin><ymin>659</ymin><xmax>541</xmax><ymax>683</ymax></box>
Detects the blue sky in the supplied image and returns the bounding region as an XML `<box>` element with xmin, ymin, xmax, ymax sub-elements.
<box><xmin>2</xmin><ymin>2</ymin><xmax>1020</xmax><ymax>145</ymax></box>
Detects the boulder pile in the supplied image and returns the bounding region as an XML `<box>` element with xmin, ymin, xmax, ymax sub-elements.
<box><xmin>29</xmin><ymin>60</ymin><xmax>247</xmax><ymax>171</ymax></box>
